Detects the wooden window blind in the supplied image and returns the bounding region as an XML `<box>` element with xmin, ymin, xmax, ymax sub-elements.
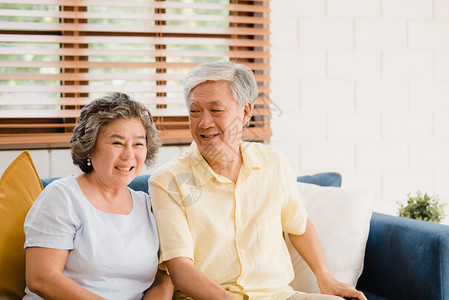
<box><xmin>0</xmin><ymin>0</ymin><xmax>271</xmax><ymax>150</ymax></box>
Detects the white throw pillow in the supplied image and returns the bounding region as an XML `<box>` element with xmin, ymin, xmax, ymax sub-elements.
<box><xmin>287</xmin><ymin>182</ymin><xmax>374</xmax><ymax>293</ymax></box>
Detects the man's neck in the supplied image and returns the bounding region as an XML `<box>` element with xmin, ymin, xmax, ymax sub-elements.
<box><xmin>203</xmin><ymin>148</ymin><xmax>243</xmax><ymax>184</ymax></box>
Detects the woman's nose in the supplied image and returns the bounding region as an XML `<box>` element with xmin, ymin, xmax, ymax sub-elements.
<box><xmin>120</xmin><ymin>144</ymin><xmax>133</xmax><ymax>160</ymax></box>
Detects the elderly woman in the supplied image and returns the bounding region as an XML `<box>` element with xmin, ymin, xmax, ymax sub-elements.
<box><xmin>23</xmin><ymin>93</ymin><xmax>173</xmax><ymax>299</ymax></box>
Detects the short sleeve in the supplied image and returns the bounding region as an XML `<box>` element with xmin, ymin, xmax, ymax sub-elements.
<box><xmin>149</xmin><ymin>175</ymin><xmax>194</xmax><ymax>264</ymax></box>
<box><xmin>280</xmin><ymin>159</ymin><xmax>308</xmax><ymax>235</ymax></box>
<box><xmin>24</xmin><ymin>183</ymin><xmax>79</xmax><ymax>250</ymax></box>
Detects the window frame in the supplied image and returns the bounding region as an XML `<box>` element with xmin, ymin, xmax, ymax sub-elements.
<box><xmin>0</xmin><ymin>0</ymin><xmax>271</xmax><ymax>150</ymax></box>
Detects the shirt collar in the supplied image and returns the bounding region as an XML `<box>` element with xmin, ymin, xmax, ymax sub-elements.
<box><xmin>240</xmin><ymin>141</ymin><xmax>262</xmax><ymax>171</ymax></box>
<box><xmin>188</xmin><ymin>142</ymin><xmax>216</xmax><ymax>187</ymax></box>
<box><xmin>188</xmin><ymin>141</ymin><xmax>262</xmax><ymax>187</ymax></box>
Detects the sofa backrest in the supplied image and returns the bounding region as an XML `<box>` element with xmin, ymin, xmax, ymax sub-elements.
<box><xmin>41</xmin><ymin>172</ymin><xmax>342</xmax><ymax>193</ymax></box>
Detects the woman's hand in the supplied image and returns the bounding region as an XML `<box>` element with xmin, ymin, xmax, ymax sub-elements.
<box><xmin>142</xmin><ymin>269</ymin><xmax>174</xmax><ymax>300</ymax></box>
<box><xmin>316</xmin><ymin>271</ymin><xmax>367</xmax><ymax>300</ymax></box>
<box><xmin>166</xmin><ymin>257</ymin><xmax>234</xmax><ymax>300</ymax></box>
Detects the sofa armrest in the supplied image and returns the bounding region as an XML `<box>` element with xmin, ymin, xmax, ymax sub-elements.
<box><xmin>357</xmin><ymin>212</ymin><xmax>449</xmax><ymax>300</ymax></box>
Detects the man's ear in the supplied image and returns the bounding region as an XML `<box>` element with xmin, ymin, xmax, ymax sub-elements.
<box><xmin>242</xmin><ymin>102</ymin><xmax>252</xmax><ymax>126</ymax></box>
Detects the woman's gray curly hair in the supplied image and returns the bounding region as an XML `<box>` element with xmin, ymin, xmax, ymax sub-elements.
<box><xmin>70</xmin><ymin>92</ymin><xmax>161</xmax><ymax>173</ymax></box>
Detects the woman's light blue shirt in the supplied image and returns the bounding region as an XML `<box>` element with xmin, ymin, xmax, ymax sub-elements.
<box><xmin>24</xmin><ymin>176</ymin><xmax>159</xmax><ymax>300</ymax></box>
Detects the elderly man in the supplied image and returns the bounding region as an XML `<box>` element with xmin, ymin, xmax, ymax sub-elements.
<box><xmin>149</xmin><ymin>61</ymin><xmax>366</xmax><ymax>300</ymax></box>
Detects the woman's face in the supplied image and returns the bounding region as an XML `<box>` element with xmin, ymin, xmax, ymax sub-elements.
<box><xmin>89</xmin><ymin>117</ymin><xmax>147</xmax><ymax>189</ymax></box>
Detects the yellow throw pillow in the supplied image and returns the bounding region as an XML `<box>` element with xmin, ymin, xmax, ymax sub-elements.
<box><xmin>0</xmin><ymin>151</ymin><xmax>43</xmax><ymax>299</ymax></box>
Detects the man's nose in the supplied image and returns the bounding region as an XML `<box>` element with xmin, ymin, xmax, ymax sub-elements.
<box><xmin>199</xmin><ymin>111</ymin><xmax>214</xmax><ymax>128</ymax></box>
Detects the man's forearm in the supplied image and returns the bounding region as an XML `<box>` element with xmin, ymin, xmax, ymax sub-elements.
<box><xmin>288</xmin><ymin>219</ymin><xmax>332</xmax><ymax>279</ymax></box>
<box><xmin>166</xmin><ymin>257</ymin><xmax>234</xmax><ymax>300</ymax></box>
<box><xmin>288</xmin><ymin>218</ymin><xmax>367</xmax><ymax>300</ymax></box>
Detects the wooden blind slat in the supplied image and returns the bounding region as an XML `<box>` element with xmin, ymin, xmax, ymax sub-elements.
<box><xmin>0</xmin><ymin>73</ymin><xmax>186</xmax><ymax>81</ymax></box>
<box><xmin>0</xmin><ymin>123</ymin><xmax>76</xmax><ymax>129</ymax></box>
<box><xmin>0</xmin><ymin>110</ymin><xmax>81</xmax><ymax>118</ymax></box>
<box><xmin>0</xmin><ymin>34</ymin><xmax>270</xmax><ymax>47</ymax></box>
<box><xmin>0</xmin><ymin>9</ymin><xmax>270</xmax><ymax>24</ymax></box>
<box><xmin>0</xmin><ymin>0</ymin><xmax>270</xmax><ymax>12</ymax></box>
<box><xmin>0</xmin><ymin>72</ymin><xmax>270</xmax><ymax>82</ymax></box>
<box><xmin>0</xmin><ymin>60</ymin><xmax>271</xmax><ymax>70</ymax></box>
<box><xmin>0</xmin><ymin>47</ymin><xmax>270</xmax><ymax>59</ymax></box>
<box><xmin>0</xmin><ymin>108</ymin><xmax>191</xmax><ymax>118</ymax></box>
<box><xmin>0</xmin><ymin>100</ymin><xmax>270</xmax><ymax>114</ymax></box>
<box><xmin>0</xmin><ymin>94</ymin><xmax>270</xmax><ymax>106</ymax></box>
<box><xmin>0</xmin><ymin>85</ymin><xmax>183</xmax><ymax>93</ymax></box>
<box><xmin>0</xmin><ymin>133</ymin><xmax>74</xmax><ymax>150</ymax></box>
<box><xmin>0</xmin><ymin>120</ymin><xmax>194</xmax><ymax>129</ymax></box>
<box><xmin>0</xmin><ymin>97</ymin><xmax>185</xmax><ymax>106</ymax></box>
<box><xmin>0</xmin><ymin>21</ymin><xmax>269</xmax><ymax>35</ymax></box>
<box><xmin>0</xmin><ymin>85</ymin><xmax>270</xmax><ymax>94</ymax></box>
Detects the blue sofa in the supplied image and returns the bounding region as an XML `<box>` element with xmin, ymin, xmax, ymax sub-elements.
<box><xmin>358</xmin><ymin>213</ymin><xmax>449</xmax><ymax>300</ymax></box>
<box><xmin>42</xmin><ymin>172</ymin><xmax>449</xmax><ymax>300</ymax></box>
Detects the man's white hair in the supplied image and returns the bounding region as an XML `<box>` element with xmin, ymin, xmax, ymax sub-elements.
<box><xmin>183</xmin><ymin>60</ymin><xmax>258</xmax><ymax>109</ymax></box>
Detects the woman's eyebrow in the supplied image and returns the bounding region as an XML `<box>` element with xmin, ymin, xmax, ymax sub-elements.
<box><xmin>109</xmin><ymin>134</ymin><xmax>125</xmax><ymax>140</ymax></box>
<box><xmin>109</xmin><ymin>134</ymin><xmax>145</xmax><ymax>140</ymax></box>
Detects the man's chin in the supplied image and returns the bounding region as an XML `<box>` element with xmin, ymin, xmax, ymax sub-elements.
<box><xmin>196</xmin><ymin>138</ymin><xmax>218</xmax><ymax>149</ymax></box>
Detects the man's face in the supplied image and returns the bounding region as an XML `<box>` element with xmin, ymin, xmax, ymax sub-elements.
<box><xmin>188</xmin><ymin>81</ymin><xmax>252</xmax><ymax>163</ymax></box>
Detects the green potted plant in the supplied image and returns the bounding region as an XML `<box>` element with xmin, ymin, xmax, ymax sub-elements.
<box><xmin>398</xmin><ymin>191</ymin><xmax>447</xmax><ymax>223</ymax></box>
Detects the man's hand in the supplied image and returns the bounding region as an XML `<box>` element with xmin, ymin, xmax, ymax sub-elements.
<box><xmin>316</xmin><ymin>271</ymin><xmax>367</xmax><ymax>300</ymax></box>
<box><xmin>288</xmin><ymin>219</ymin><xmax>367</xmax><ymax>300</ymax></box>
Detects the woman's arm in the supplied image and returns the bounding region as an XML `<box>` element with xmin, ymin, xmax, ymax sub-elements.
<box><xmin>26</xmin><ymin>247</ymin><xmax>105</xmax><ymax>300</ymax></box>
<box><xmin>288</xmin><ymin>218</ymin><xmax>367</xmax><ymax>300</ymax></box>
<box><xmin>142</xmin><ymin>269</ymin><xmax>174</xmax><ymax>300</ymax></box>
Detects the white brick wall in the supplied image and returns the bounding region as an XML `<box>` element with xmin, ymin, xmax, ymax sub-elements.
<box><xmin>382</xmin><ymin>0</ymin><xmax>433</xmax><ymax>18</ymax></box>
<box><xmin>299</xmin><ymin>19</ymin><xmax>353</xmax><ymax>47</ymax></box>
<box><xmin>435</xmin><ymin>111</ymin><xmax>449</xmax><ymax>138</ymax></box>
<box><xmin>328</xmin><ymin>50</ymin><xmax>381</xmax><ymax>79</ymax></box>
<box><xmin>409</xmin><ymin>21</ymin><xmax>449</xmax><ymax>49</ymax></box>
<box><xmin>270</xmin><ymin>0</ymin><xmax>325</xmax><ymax>17</ymax></box>
<box><xmin>270</xmin><ymin>0</ymin><xmax>449</xmax><ymax>224</ymax></box>
<box><xmin>327</xmin><ymin>0</ymin><xmax>379</xmax><ymax>16</ymax></box>
<box><xmin>356</xmin><ymin>20</ymin><xmax>407</xmax><ymax>48</ymax></box>
<box><xmin>300</xmin><ymin>142</ymin><xmax>356</xmax><ymax>173</ymax></box>
<box><xmin>410</xmin><ymin>82</ymin><xmax>449</xmax><ymax>109</ymax></box>
<box><xmin>300</xmin><ymin>81</ymin><xmax>354</xmax><ymax>111</ymax></box>
<box><xmin>381</xmin><ymin>112</ymin><xmax>434</xmax><ymax>140</ymax></box>
<box><xmin>436</xmin><ymin>52</ymin><xmax>449</xmax><ymax>79</ymax></box>
<box><xmin>356</xmin><ymin>142</ymin><xmax>408</xmax><ymax>171</ymax></box>
<box><xmin>327</xmin><ymin>112</ymin><xmax>380</xmax><ymax>141</ymax></box>
<box><xmin>382</xmin><ymin>51</ymin><xmax>434</xmax><ymax>79</ymax></box>
<box><xmin>271</xmin><ymin>49</ymin><xmax>325</xmax><ymax>79</ymax></box>
<box><xmin>356</xmin><ymin>81</ymin><xmax>408</xmax><ymax>110</ymax></box>
<box><xmin>435</xmin><ymin>0</ymin><xmax>449</xmax><ymax>18</ymax></box>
